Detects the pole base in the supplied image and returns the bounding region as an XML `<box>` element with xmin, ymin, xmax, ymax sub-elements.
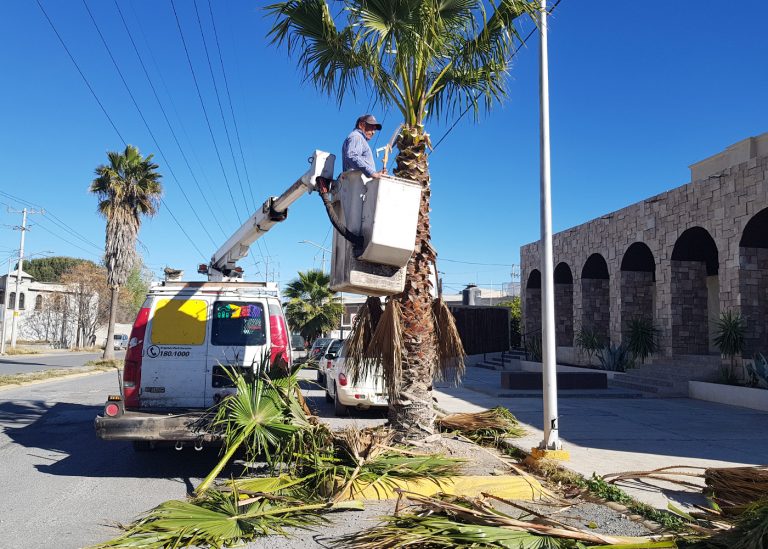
<box><xmin>530</xmin><ymin>447</ymin><xmax>570</xmax><ymax>461</ymax></box>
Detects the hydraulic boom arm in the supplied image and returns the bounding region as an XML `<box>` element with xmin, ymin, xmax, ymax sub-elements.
<box><xmin>206</xmin><ymin>150</ymin><xmax>335</xmax><ymax>281</ymax></box>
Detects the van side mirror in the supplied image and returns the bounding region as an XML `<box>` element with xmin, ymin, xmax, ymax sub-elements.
<box><xmin>325</xmin><ymin>352</ymin><xmax>337</xmax><ymax>360</ymax></box>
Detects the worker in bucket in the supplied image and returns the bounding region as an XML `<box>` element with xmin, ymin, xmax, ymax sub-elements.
<box><xmin>341</xmin><ymin>114</ymin><xmax>387</xmax><ymax>178</ymax></box>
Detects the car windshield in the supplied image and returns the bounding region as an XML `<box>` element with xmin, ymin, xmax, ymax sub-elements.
<box><xmin>311</xmin><ymin>338</ymin><xmax>332</xmax><ymax>352</ymax></box>
<box><xmin>291</xmin><ymin>335</ymin><xmax>304</xmax><ymax>349</ymax></box>
<box><xmin>113</xmin><ymin>335</ymin><xmax>124</xmax><ymax>340</ymax></box>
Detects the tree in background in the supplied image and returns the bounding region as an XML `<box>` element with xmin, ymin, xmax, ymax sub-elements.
<box><xmin>60</xmin><ymin>262</ymin><xmax>110</xmax><ymax>348</ymax></box>
<box><xmin>118</xmin><ymin>260</ymin><xmax>152</xmax><ymax>323</ymax></box>
<box><xmin>284</xmin><ymin>270</ymin><xmax>342</xmax><ymax>344</ymax></box>
<box><xmin>23</xmin><ymin>256</ymin><xmax>93</xmax><ymax>282</ymax></box>
<box><xmin>90</xmin><ymin>145</ymin><xmax>162</xmax><ymax>359</ymax></box>
<box><xmin>498</xmin><ymin>296</ymin><xmax>522</xmax><ymax>348</ymax></box>
<box><xmin>268</xmin><ymin>0</ymin><xmax>536</xmax><ymax>437</ymax></box>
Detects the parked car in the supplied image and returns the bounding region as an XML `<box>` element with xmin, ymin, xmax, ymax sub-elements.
<box><xmin>317</xmin><ymin>338</ymin><xmax>343</xmax><ymax>386</ymax></box>
<box><xmin>95</xmin><ymin>280</ymin><xmax>290</xmax><ymax>451</ymax></box>
<box><xmin>325</xmin><ymin>341</ymin><xmax>388</xmax><ymax>416</ymax></box>
<box><xmin>113</xmin><ymin>334</ymin><xmax>128</xmax><ymax>350</ymax></box>
<box><xmin>290</xmin><ymin>334</ymin><xmax>307</xmax><ymax>364</ymax></box>
<box><xmin>306</xmin><ymin>337</ymin><xmax>335</xmax><ymax>372</ymax></box>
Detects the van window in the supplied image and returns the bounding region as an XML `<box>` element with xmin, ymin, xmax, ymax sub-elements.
<box><xmin>212</xmin><ymin>301</ymin><xmax>266</xmax><ymax>346</ymax></box>
<box><xmin>152</xmin><ymin>299</ymin><xmax>208</xmax><ymax>345</ymax></box>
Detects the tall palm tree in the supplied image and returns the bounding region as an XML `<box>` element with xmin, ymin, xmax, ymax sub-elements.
<box><xmin>284</xmin><ymin>269</ymin><xmax>343</xmax><ymax>343</ymax></box>
<box><xmin>90</xmin><ymin>145</ymin><xmax>162</xmax><ymax>359</ymax></box>
<box><xmin>267</xmin><ymin>0</ymin><xmax>536</xmax><ymax>437</ymax></box>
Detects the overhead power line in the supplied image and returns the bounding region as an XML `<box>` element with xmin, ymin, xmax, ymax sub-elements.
<box><xmin>207</xmin><ymin>0</ymin><xmax>258</xmax><ymax>212</ymax></box>
<box><xmin>430</xmin><ymin>0</ymin><xmax>563</xmax><ymax>154</ymax></box>
<box><xmin>112</xmin><ymin>0</ymin><xmax>228</xmax><ymax>239</ymax></box>
<box><xmin>193</xmin><ymin>0</ymin><xmax>251</xmax><ymax>213</ymax></box>
<box><xmin>440</xmin><ymin>257</ymin><xmax>517</xmax><ymax>267</ymax></box>
<box><xmin>170</xmin><ymin>0</ymin><xmax>244</xmax><ymax>223</ymax></box>
<box><xmin>35</xmin><ymin>0</ymin><xmax>208</xmax><ymax>261</ymax></box>
<box><xmin>81</xmin><ymin>0</ymin><xmax>218</xmax><ymax>248</ymax></box>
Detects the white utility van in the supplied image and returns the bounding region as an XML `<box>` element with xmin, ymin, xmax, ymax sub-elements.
<box><xmin>95</xmin><ymin>280</ymin><xmax>290</xmax><ymax>449</ymax></box>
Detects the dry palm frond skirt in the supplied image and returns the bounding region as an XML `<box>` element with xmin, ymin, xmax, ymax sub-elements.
<box><xmin>343</xmin><ymin>295</ymin><xmax>466</xmax><ymax>395</ymax></box>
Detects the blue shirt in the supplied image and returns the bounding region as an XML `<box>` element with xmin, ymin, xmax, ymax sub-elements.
<box><xmin>342</xmin><ymin>129</ymin><xmax>376</xmax><ymax>177</ymax></box>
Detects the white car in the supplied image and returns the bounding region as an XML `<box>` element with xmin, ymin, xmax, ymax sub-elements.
<box><xmin>113</xmin><ymin>334</ymin><xmax>128</xmax><ymax>350</ymax></box>
<box><xmin>325</xmin><ymin>341</ymin><xmax>388</xmax><ymax>415</ymax></box>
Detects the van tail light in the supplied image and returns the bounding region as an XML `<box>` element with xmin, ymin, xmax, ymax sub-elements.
<box><xmin>123</xmin><ymin>306</ymin><xmax>150</xmax><ymax>408</ymax></box>
<box><xmin>338</xmin><ymin>373</ymin><xmax>348</xmax><ymax>386</ymax></box>
<box><xmin>268</xmin><ymin>304</ymin><xmax>290</xmax><ymax>371</ymax></box>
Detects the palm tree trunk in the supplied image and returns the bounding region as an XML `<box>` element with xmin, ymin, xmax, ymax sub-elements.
<box><xmin>389</xmin><ymin>126</ymin><xmax>437</xmax><ymax>438</ymax></box>
<box><xmin>102</xmin><ymin>286</ymin><xmax>119</xmax><ymax>360</ymax></box>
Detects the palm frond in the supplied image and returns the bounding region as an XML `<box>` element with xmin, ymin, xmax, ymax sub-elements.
<box><xmin>432</xmin><ymin>297</ymin><xmax>465</xmax><ymax>385</ymax></box>
<box><xmin>345</xmin><ymin>296</ymin><xmax>383</xmax><ymax>384</ymax></box>
<box><xmin>364</xmin><ymin>298</ymin><xmax>404</xmax><ymax>399</ymax></box>
<box><xmin>438</xmin><ymin>407</ymin><xmax>526</xmax><ymax>446</ymax></box>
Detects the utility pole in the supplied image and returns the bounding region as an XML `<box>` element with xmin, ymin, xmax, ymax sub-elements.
<box><xmin>9</xmin><ymin>208</ymin><xmax>42</xmax><ymax>349</ymax></box>
<box><xmin>0</xmin><ymin>257</ymin><xmax>13</xmax><ymax>354</ymax></box>
<box><xmin>536</xmin><ymin>0</ymin><xmax>567</xmax><ymax>459</ymax></box>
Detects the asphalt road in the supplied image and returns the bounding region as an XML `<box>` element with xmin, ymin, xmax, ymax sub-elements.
<box><xmin>0</xmin><ymin>350</ymin><xmax>126</xmax><ymax>375</ymax></box>
<box><xmin>0</xmin><ymin>369</ymin><xmax>387</xmax><ymax>549</ymax></box>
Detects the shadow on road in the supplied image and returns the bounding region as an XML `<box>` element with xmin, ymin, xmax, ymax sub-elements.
<box><xmin>0</xmin><ymin>400</ymin><xmax>236</xmax><ymax>491</ymax></box>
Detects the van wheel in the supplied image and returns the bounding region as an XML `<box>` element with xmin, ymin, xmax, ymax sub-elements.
<box><xmin>333</xmin><ymin>384</ymin><xmax>348</xmax><ymax>416</ymax></box>
<box><xmin>132</xmin><ymin>441</ymin><xmax>154</xmax><ymax>452</ymax></box>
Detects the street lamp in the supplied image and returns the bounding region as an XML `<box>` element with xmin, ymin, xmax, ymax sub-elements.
<box><xmin>298</xmin><ymin>240</ymin><xmax>331</xmax><ymax>273</ymax></box>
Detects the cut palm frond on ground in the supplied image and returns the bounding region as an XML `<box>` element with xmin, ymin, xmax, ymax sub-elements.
<box><xmin>438</xmin><ymin>406</ymin><xmax>526</xmax><ymax>446</ymax></box>
<box><xmin>704</xmin><ymin>466</ymin><xmax>768</xmax><ymax>516</ymax></box>
<box><xmin>90</xmin><ymin>488</ymin><xmax>363</xmax><ymax>549</ymax></box>
<box><xmin>330</xmin><ymin>491</ymin><xmax>681</xmax><ymax>548</ymax></box>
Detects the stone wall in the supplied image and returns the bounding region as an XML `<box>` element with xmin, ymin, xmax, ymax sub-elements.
<box><xmin>555</xmin><ymin>282</ymin><xmax>574</xmax><ymax>346</ymax></box>
<box><xmin>521</xmin><ymin>133</ymin><xmax>768</xmax><ymax>360</ymax></box>
<box><xmin>740</xmin><ymin>247</ymin><xmax>768</xmax><ymax>355</ymax></box>
<box><xmin>619</xmin><ymin>270</ymin><xmax>655</xmax><ymax>339</ymax></box>
<box><xmin>671</xmin><ymin>260</ymin><xmax>710</xmax><ymax>355</ymax></box>
<box><xmin>524</xmin><ymin>287</ymin><xmax>541</xmax><ymax>337</ymax></box>
<box><xmin>581</xmin><ymin>278</ymin><xmax>610</xmax><ymax>343</ymax></box>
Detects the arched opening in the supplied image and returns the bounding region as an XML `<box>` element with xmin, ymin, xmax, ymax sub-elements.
<box><xmin>554</xmin><ymin>263</ymin><xmax>574</xmax><ymax>346</ymax></box>
<box><xmin>9</xmin><ymin>292</ymin><xmax>16</xmax><ymax>309</ymax></box>
<box><xmin>620</xmin><ymin>242</ymin><xmax>656</xmax><ymax>341</ymax></box>
<box><xmin>524</xmin><ymin>270</ymin><xmax>542</xmax><ymax>337</ymax></box>
<box><xmin>19</xmin><ymin>293</ymin><xmax>25</xmax><ymax>310</ymax></box>
<box><xmin>35</xmin><ymin>295</ymin><xmax>43</xmax><ymax>311</ymax></box>
<box><xmin>581</xmin><ymin>254</ymin><xmax>610</xmax><ymax>344</ymax></box>
<box><xmin>671</xmin><ymin>227</ymin><xmax>719</xmax><ymax>355</ymax></box>
<box><xmin>739</xmin><ymin>208</ymin><xmax>768</xmax><ymax>355</ymax></box>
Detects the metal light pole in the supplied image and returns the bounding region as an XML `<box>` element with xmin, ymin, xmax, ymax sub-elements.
<box><xmin>298</xmin><ymin>240</ymin><xmax>330</xmax><ymax>273</ymax></box>
<box><xmin>9</xmin><ymin>209</ymin><xmax>29</xmax><ymax>349</ymax></box>
<box><xmin>538</xmin><ymin>0</ymin><xmax>564</xmax><ymax>454</ymax></box>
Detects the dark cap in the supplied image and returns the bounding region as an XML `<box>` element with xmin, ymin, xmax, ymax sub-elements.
<box><xmin>356</xmin><ymin>114</ymin><xmax>382</xmax><ymax>130</ymax></box>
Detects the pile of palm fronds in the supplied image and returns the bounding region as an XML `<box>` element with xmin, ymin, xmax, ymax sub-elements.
<box><xmin>94</xmin><ymin>369</ymin><xmax>467</xmax><ymax>548</ymax></box>
<box><xmin>91</xmin><ymin>477</ymin><xmax>362</xmax><ymax>549</ymax></box>
<box><xmin>704</xmin><ymin>466</ymin><xmax>768</xmax><ymax>516</ymax></box>
<box><xmin>438</xmin><ymin>406</ymin><xmax>526</xmax><ymax>446</ymax></box>
<box><xmin>330</xmin><ymin>491</ymin><xmax>681</xmax><ymax>548</ymax></box>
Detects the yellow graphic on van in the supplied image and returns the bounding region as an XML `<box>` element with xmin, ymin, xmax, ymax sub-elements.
<box><xmin>152</xmin><ymin>298</ymin><xmax>207</xmax><ymax>345</ymax></box>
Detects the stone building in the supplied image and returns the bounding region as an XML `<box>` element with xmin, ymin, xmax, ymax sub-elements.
<box><xmin>521</xmin><ymin>133</ymin><xmax>768</xmax><ymax>362</ymax></box>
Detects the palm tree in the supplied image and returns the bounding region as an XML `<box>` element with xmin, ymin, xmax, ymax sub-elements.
<box><xmin>90</xmin><ymin>145</ymin><xmax>162</xmax><ymax>359</ymax></box>
<box><xmin>267</xmin><ymin>0</ymin><xmax>536</xmax><ymax>437</ymax></box>
<box><xmin>284</xmin><ymin>269</ymin><xmax>343</xmax><ymax>343</ymax></box>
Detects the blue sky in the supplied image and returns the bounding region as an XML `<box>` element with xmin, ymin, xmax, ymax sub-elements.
<box><xmin>1</xmin><ymin>1</ymin><xmax>766</xmax><ymax>297</ymax></box>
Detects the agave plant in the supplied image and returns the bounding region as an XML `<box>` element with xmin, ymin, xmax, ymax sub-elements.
<box><xmin>746</xmin><ymin>353</ymin><xmax>768</xmax><ymax>388</ymax></box>
<box><xmin>597</xmin><ymin>343</ymin><xmax>632</xmax><ymax>372</ymax></box>
<box><xmin>713</xmin><ymin>311</ymin><xmax>746</xmax><ymax>381</ymax></box>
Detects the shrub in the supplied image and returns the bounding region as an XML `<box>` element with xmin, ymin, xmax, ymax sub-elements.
<box><xmin>575</xmin><ymin>326</ymin><xmax>603</xmax><ymax>363</ymax></box>
<box><xmin>625</xmin><ymin>317</ymin><xmax>659</xmax><ymax>364</ymax></box>
<box><xmin>713</xmin><ymin>311</ymin><xmax>746</xmax><ymax>380</ymax></box>
<box><xmin>524</xmin><ymin>334</ymin><xmax>542</xmax><ymax>362</ymax></box>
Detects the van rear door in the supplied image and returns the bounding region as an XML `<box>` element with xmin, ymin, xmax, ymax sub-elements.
<box><xmin>205</xmin><ymin>299</ymin><xmax>269</xmax><ymax>406</ymax></box>
<box><xmin>140</xmin><ymin>297</ymin><xmax>210</xmax><ymax>408</ymax></box>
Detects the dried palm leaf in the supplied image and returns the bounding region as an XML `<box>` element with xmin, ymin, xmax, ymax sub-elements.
<box><xmin>705</xmin><ymin>466</ymin><xmax>768</xmax><ymax>515</ymax></box>
<box><xmin>432</xmin><ymin>297</ymin><xmax>466</xmax><ymax>385</ymax></box>
<box><xmin>364</xmin><ymin>299</ymin><xmax>404</xmax><ymax>398</ymax></box>
<box><xmin>345</xmin><ymin>297</ymin><xmax>383</xmax><ymax>384</ymax></box>
<box><xmin>438</xmin><ymin>406</ymin><xmax>526</xmax><ymax>445</ymax></box>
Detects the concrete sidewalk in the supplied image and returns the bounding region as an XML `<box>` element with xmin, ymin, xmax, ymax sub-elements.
<box><xmin>435</xmin><ymin>365</ymin><xmax>768</xmax><ymax>510</ymax></box>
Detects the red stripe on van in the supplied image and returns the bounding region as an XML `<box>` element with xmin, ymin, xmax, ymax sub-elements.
<box><xmin>123</xmin><ymin>307</ymin><xmax>150</xmax><ymax>408</ymax></box>
<box><xmin>269</xmin><ymin>307</ymin><xmax>290</xmax><ymax>372</ymax></box>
